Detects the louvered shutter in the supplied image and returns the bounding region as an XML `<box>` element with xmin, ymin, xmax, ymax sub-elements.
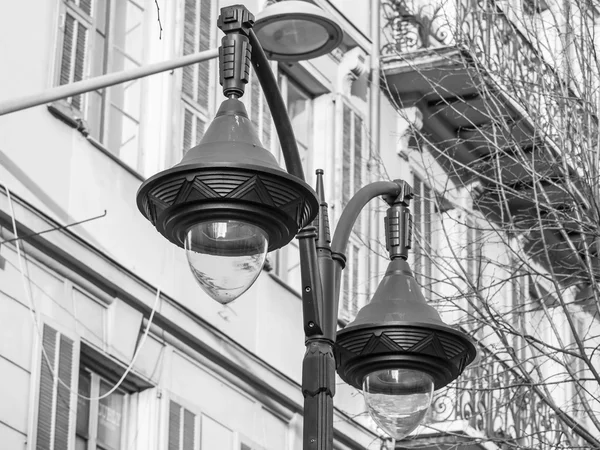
<box><xmin>182</xmin><ymin>0</ymin><xmax>197</xmax><ymax>99</ymax></box>
<box><xmin>353</xmin><ymin>114</ymin><xmax>362</xmax><ymax>229</ymax></box>
<box><xmin>182</xmin><ymin>107</ymin><xmax>206</xmax><ymax>155</ymax></box>
<box><xmin>342</xmin><ymin>104</ymin><xmax>352</xmax><ymax>205</ymax></box>
<box><xmin>59</xmin><ymin>13</ymin><xmax>88</xmax><ymax>110</ymax></box>
<box><xmin>250</xmin><ymin>73</ymin><xmax>261</xmax><ymax>132</ymax></box>
<box><xmin>183</xmin><ymin>409</ymin><xmax>196</xmax><ymax>450</ymax></box>
<box><xmin>351</xmin><ymin>244</ymin><xmax>360</xmax><ymax>314</ymax></box>
<box><xmin>423</xmin><ymin>184</ymin><xmax>432</xmax><ymax>285</ymax></box>
<box><xmin>261</xmin><ymin>91</ymin><xmax>272</xmax><ymax>148</ymax></box>
<box><xmin>168</xmin><ymin>400</ymin><xmax>181</xmax><ymax>450</ymax></box>
<box><xmin>183</xmin><ymin>109</ymin><xmax>194</xmax><ymax>154</ymax></box>
<box><xmin>197</xmin><ymin>0</ymin><xmax>212</xmax><ymax>110</ymax></box>
<box><xmin>182</xmin><ymin>0</ymin><xmax>212</xmax><ymax>110</ymax></box>
<box><xmin>168</xmin><ymin>400</ymin><xmax>197</xmax><ymax>450</ymax></box>
<box><xmin>413</xmin><ymin>176</ymin><xmax>423</xmax><ymax>286</ymax></box>
<box><xmin>36</xmin><ymin>324</ymin><xmax>76</xmax><ymax>450</ymax></box>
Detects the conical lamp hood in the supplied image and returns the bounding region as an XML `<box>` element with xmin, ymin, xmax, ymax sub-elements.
<box><xmin>347</xmin><ymin>258</ymin><xmax>444</xmax><ymax>328</ymax></box>
<box><xmin>177</xmin><ymin>98</ymin><xmax>281</xmax><ymax>171</ymax></box>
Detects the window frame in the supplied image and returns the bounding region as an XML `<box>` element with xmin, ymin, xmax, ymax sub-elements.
<box><xmin>76</xmin><ymin>367</ymin><xmax>130</xmax><ymax>450</ymax></box>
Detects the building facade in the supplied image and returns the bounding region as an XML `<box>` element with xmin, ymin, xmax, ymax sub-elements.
<box><xmin>1</xmin><ymin>0</ymin><xmax>599</xmax><ymax>449</ymax></box>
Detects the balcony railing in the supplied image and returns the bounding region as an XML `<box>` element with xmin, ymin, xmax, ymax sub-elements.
<box><xmin>381</xmin><ymin>0</ymin><xmax>592</xmax><ymax>151</ymax></box>
<box><xmin>424</xmin><ymin>346</ymin><xmax>573</xmax><ymax>449</ymax></box>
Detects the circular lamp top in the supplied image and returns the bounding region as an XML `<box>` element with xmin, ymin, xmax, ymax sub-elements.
<box><xmin>136</xmin><ymin>98</ymin><xmax>319</xmax><ymax>253</ymax></box>
<box><xmin>334</xmin><ymin>322</ymin><xmax>477</xmax><ymax>391</ymax></box>
<box><xmin>254</xmin><ymin>1</ymin><xmax>343</xmax><ymax>62</ymax></box>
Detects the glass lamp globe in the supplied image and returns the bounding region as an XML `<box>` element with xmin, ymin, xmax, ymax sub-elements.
<box><xmin>363</xmin><ymin>368</ymin><xmax>434</xmax><ymax>440</ymax></box>
<box><xmin>184</xmin><ymin>220</ymin><xmax>269</xmax><ymax>304</ymax></box>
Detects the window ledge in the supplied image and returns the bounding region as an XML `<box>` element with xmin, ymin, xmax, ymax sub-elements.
<box><xmin>47</xmin><ymin>102</ymin><xmax>145</xmax><ymax>182</ymax></box>
<box><xmin>48</xmin><ymin>101</ymin><xmax>89</xmax><ymax>135</ymax></box>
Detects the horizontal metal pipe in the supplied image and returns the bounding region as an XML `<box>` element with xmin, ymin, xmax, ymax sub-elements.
<box><xmin>0</xmin><ymin>48</ymin><xmax>219</xmax><ymax>116</ymax></box>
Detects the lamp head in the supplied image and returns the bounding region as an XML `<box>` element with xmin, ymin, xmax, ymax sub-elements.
<box><xmin>334</xmin><ymin>258</ymin><xmax>477</xmax><ymax>439</ymax></box>
<box><xmin>136</xmin><ymin>98</ymin><xmax>319</xmax><ymax>302</ymax></box>
<box><xmin>254</xmin><ymin>0</ymin><xmax>343</xmax><ymax>61</ymax></box>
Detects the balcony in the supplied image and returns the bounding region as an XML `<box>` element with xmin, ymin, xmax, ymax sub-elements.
<box><xmin>397</xmin><ymin>345</ymin><xmax>576</xmax><ymax>449</ymax></box>
<box><xmin>380</xmin><ymin>0</ymin><xmax>598</xmax><ymax>290</ymax></box>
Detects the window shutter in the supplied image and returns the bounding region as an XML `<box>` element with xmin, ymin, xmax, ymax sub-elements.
<box><xmin>261</xmin><ymin>91</ymin><xmax>272</xmax><ymax>148</ymax></box>
<box><xmin>36</xmin><ymin>324</ymin><xmax>76</xmax><ymax>450</ymax></box>
<box><xmin>168</xmin><ymin>400</ymin><xmax>181</xmax><ymax>450</ymax></box>
<box><xmin>183</xmin><ymin>109</ymin><xmax>194</xmax><ymax>154</ymax></box>
<box><xmin>250</xmin><ymin>73</ymin><xmax>261</xmax><ymax>132</ymax></box>
<box><xmin>342</xmin><ymin>264</ymin><xmax>350</xmax><ymax>313</ymax></box>
<box><xmin>197</xmin><ymin>0</ymin><xmax>212</xmax><ymax>110</ymax></box>
<box><xmin>182</xmin><ymin>0</ymin><xmax>212</xmax><ymax>110</ymax></box>
<box><xmin>60</xmin><ymin>13</ymin><xmax>88</xmax><ymax>110</ymax></box>
<box><xmin>423</xmin><ymin>184</ymin><xmax>432</xmax><ymax>284</ymax></box>
<box><xmin>182</xmin><ymin>107</ymin><xmax>206</xmax><ymax>155</ymax></box>
<box><xmin>60</xmin><ymin>14</ymin><xmax>75</xmax><ymax>87</ymax></box>
<box><xmin>342</xmin><ymin>104</ymin><xmax>352</xmax><ymax>205</ymax></box>
<box><xmin>168</xmin><ymin>400</ymin><xmax>197</xmax><ymax>450</ymax></box>
<box><xmin>353</xmin><ymin>114</ymin><xmax>362</xmax><ymax>229</ymax></box>
<box><xmin>351</xmin><ymin>244</ymin><xmax>360</xmax><ymax>314</ymax></box>
<box><xmin>182</xmin><ymin>0</ymin><xmax>197</xmax><ymax>99</ymax></box>
<box><xmin>78</xmin><ymin>0</ymin><xmax>92</xmax><ymax>16</ymax></box>
<box><xmin>183</xmin><ymin>409</ymin><xmax>196</xmax><ymax>450</ymax></box>
<box><xmin>413</xmin><ymin>177</ymin><xmax>422</xmax><ymax>284</ymax></box>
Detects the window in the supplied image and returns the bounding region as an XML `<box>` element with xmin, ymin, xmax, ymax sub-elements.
<box><xmin>181</xmin><ymin>0</ymin><xmax>214</xmax><ymax>156</ymax></box>
<box><xmin>412</xmin><ymin>175</ymin><xmax>434</xmax><ymax>297</ymax></box>
<box><xmin>340</xmin><ymin>102</ymin><xmax>366</xmax><ymax>318</ymax></box>
<box><xmin>56</xmin><ymin>0</ymin><xmax>149</xmax><ymax>170</ymax></box>
<box><xmin>76</xmin><ymin>369</ymin><xmax>127</xmax><ymax>450</ymax></box>
<box><xmin>272</xmin><ymin>74</ymin><xmax>311</xmax><ymax>291</ymax></box>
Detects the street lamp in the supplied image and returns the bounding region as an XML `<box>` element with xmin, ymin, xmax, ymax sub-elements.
<box><xmin>136</xmin><ymin>4</ymin><xmax>476</xmax><ymax>447</ymax></box>
<box><xmin>254</xmin><ymin>0</ymin><xmax>343</xmax><ymax>61</ymax></box>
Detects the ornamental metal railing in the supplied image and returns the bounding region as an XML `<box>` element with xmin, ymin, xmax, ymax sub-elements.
<box><xmin>424</xmin><ymin>345</ymin><xmax>573</xmax><ymax>449</ymax></box>
<box><xmin>381</xmin><ymin>0</ymin><xmax>595</xmax><ymax>157</ymax></box>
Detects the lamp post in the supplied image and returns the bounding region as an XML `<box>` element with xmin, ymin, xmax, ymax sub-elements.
<box><xmin>136</xmin><ymin>4</ymin><xmax>476</xmax><ymax>448</ymax></box>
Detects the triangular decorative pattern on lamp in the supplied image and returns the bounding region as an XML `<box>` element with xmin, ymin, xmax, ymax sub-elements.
<box><xmin>408</xmin><ymin>333</ymin><xmax>447</xmax><ymax>359</ymax></box>
<box><xmin>226</xmin><ymin>175</ymin><xmax>275</xmax><ymax>206</ymax></box>
<box><xmin>361</xmin><ymin>332</ymin><xmax>404</xmax><ymax>355</ymax></box>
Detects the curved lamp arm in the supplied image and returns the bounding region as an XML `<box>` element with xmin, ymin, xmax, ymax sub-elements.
<box><xmin>330</xmin><ymin>181</ymin><xmax>403</xmax><ymax>310</ymax></box>
<box><xmin>248</xmin><ymin>29</ymin><xmax>306</xmax><ymax>182</ymax></box>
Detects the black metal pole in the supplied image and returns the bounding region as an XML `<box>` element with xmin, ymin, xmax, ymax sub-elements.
<box><xmin>217</xmin><ymin>7</ymin><xmax>411</xmax><ymax>448</ymax></box>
